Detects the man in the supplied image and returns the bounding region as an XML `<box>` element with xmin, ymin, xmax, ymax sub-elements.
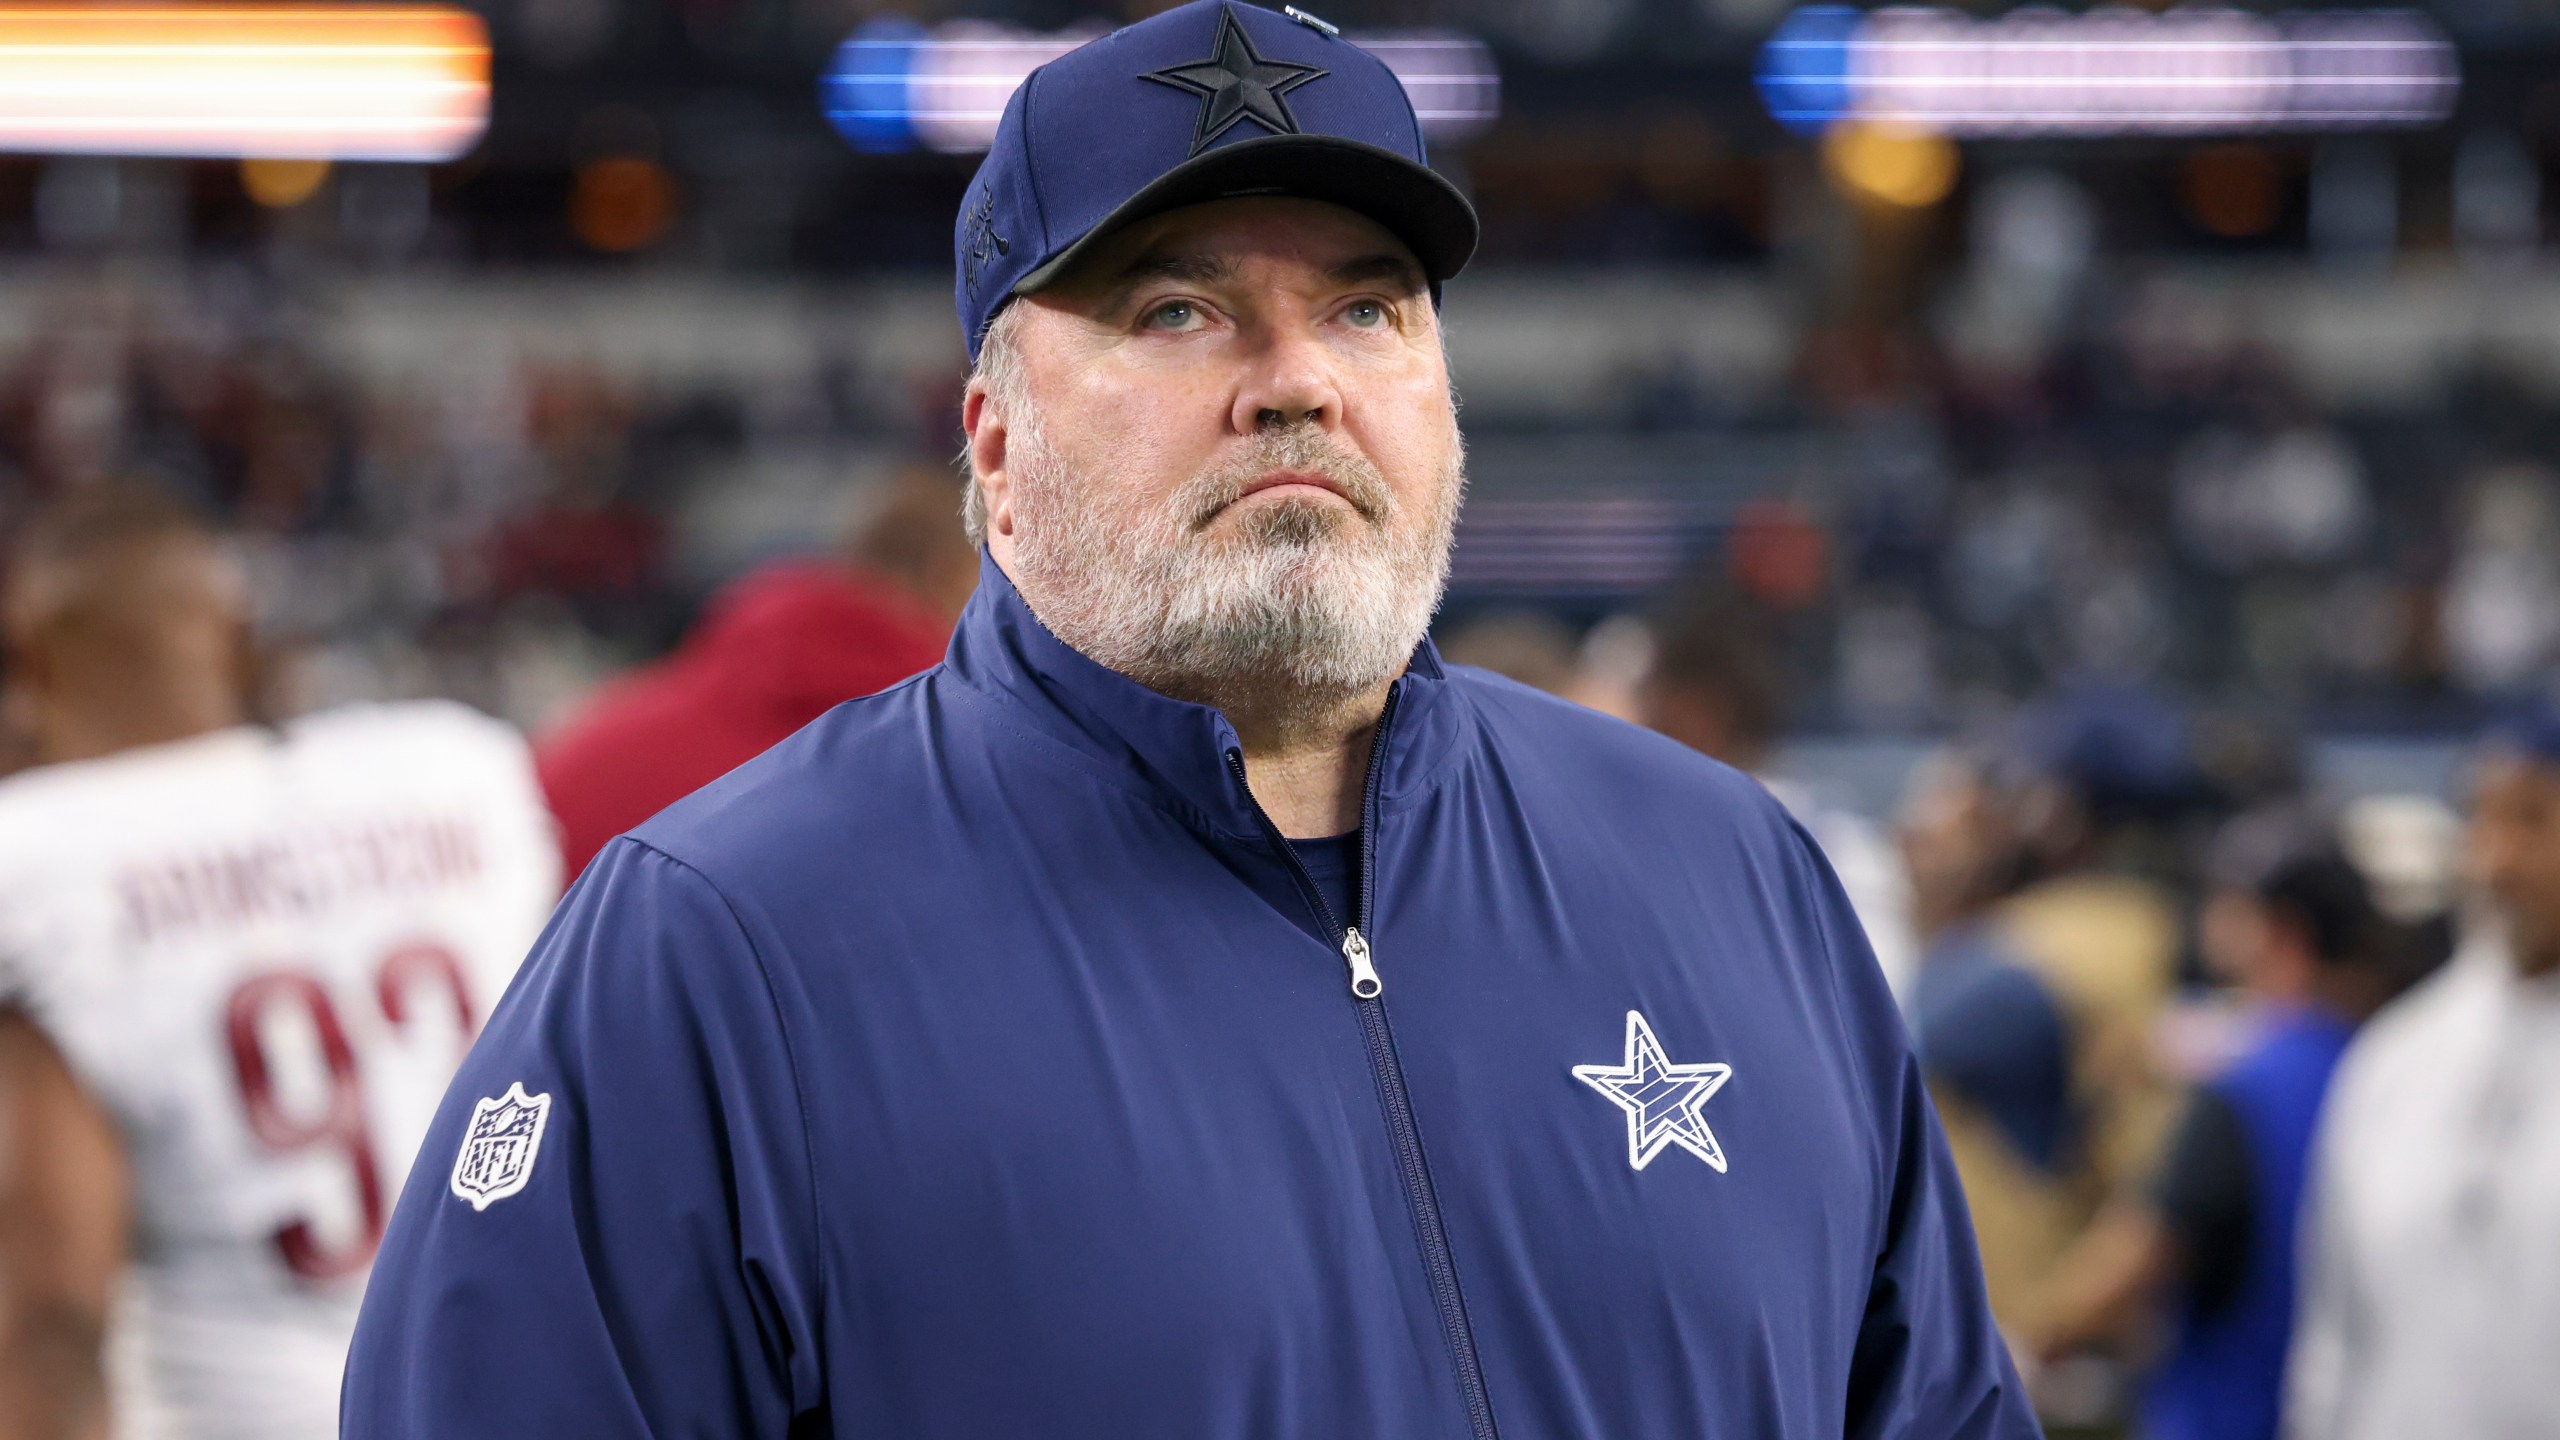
<box><xmin>2287</xmin><ymin>704</ymin><xmax>2560</xmax><ymax>1440</ymax></box>
<box><xmin>1894</xmin><ymin>748</ymin><xmax>2084</xmax><ymax>1338</ymax></box>
<box><xmin>536</xmin><ymin>466</ymin><xmax>976</xmax><ymax>878</ymax></box>
<box><xmin>2034</xmin><ymin>831</ymin><xmax>2388</xmax><ymax>1440</ymax></box>
<box><xmin>343</xmin><ymin>5</ymin><xmax>2032</xmax><ymax>1436</ymax></box>
<box><xmin>0</xmin><ymin>484</ymin><xmax>558</xmax><ymax>1440</ymax></box>
<box><xmin>1896</xmin><ymin>698</ymin><xmax>2185</xmax><ymax>1350</ymax></box>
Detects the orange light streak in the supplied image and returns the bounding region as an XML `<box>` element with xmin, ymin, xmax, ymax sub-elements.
<box><xmin>0</xmin><ymin>6</ymin><xmax>488</xmax><ymax>160</ymax></box>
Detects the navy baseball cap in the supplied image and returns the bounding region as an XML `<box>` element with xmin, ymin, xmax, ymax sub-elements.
<box><xmin>952</xmin><ymin>0</ymin><xmax>1479</xmax><ymax>360</ymax></box>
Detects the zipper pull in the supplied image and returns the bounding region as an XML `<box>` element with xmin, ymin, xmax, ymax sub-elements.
<box><xmin>1342</xmin><ymin>926</ymin><xmax>1383</xmax><ymax>1000</ymax></box>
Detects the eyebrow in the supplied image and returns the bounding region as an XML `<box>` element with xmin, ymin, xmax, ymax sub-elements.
<box><xmin>1109</xmin><ymin>250</ymin><xmax>1235</xmax><ymax>292</ymax></box>
<box><xmin>1099</xmin><ymin>248</ymin><xmax>1426</xmax><ymax>305</ymax></box>
<box><xmin>1328</xmin><ymin>252</ymin><xmax>1428</xmax><ymax>294</ymax></box>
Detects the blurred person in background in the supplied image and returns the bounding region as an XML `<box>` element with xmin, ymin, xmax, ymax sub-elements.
<box><xmin>1897</xmin><ymin>748</ymin><xmax>2081</xmax><ymax>1339</ymax></box>
<box><xmin>2335</xmin><ymin>793</ymin><xmax>2462</xmax><ymax>999</ymax></box>
<box><xmin>1436</xmin><ymin>608</ymin><xmax>1651</xmax><ymax>720</ymax></box>
<box><xmin>0</xmin><ymin>484</ymin><xmax>557</xmax><ymax>1440</ymax></box>
<box><xmin>534</xmin><ymin>465</ymin><xmax>976</xmax><ymax>878</ymax></box>
<box><xmin>1896</xmin><ymin>694</ymin><xmax>2186</xmax><ymax>1367</ymax></box>
<box><xmin>1639</xmin><ymin>588</ymin><xmax>1915</xmax><ymax>993</ymax></box>
<box><xmin>1435</xmin><ymin>608</ymin><xmax>1580</xmax><ymax>695</ymax></box>
<box><xmin>2032</xmin><ymin>827</ymin><xmax>2391</xmax><ymax>1440</ymax></box>
<box><xmin>2287</xmin><ymin>701</ymin><xmax>2560</xmax><ymax>1440</ymax></box>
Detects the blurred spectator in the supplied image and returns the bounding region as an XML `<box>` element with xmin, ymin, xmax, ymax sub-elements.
<box><xmin>1897</xmin><ymin>748</ymin><xmax>2085</xmax><ymax>1335</ymax></box>
<box><xmin>2287</xmin><ymin>702</ymin><xmax>2560</xmax><ymax>1440</ymax></box>
<box><xmin>1641</xmin><ymin>588</ymin><xmax>1915</xmax><ymax>991</ymax></box>
<box><xmin>2031</xmin><ymin>823</ymin><xmax>2392</xmax><ymax>1440</ymax></box>
<box><xmin>1563</xmin><ymin>612</ymin><xmax>1651</xmax><ymax>723</ymax></box>
<box><xmin>2336</xmin><ymin>792</ymin><xmax>2462</xmax><ymax>995</ymax></box>
<box><xmin>2441</xmin><ymin>464</ymin><xmax>2560</xmax><ymax>695</ymax></box>
<box><xmin>1897</xmin><ymin>693</ymin><xmax>2188</xmax><ymax>1364</ymax></box>
<box><xmin>1437</xmin><ymin>609</ymin><xmax>1580</xmax><ymax>694</ymax></box>
<box><xmin>535</xmin><ymin>467</ymin><xmax>974</xmax><ymax>878</ymax></box>
<box><xmin>2170</xmin><ymin>422</ymin><xmax>2370</xmax><ymax>574</ymax></box>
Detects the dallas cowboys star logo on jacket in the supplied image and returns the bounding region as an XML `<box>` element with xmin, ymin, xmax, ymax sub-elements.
<box><xmin>1574</xmin><ymin>1011</ymin><xmax>1735</xmax><ymax>1172</ymax></box>
<box><xmin>1142</xmin><ymin>6</ymin><xmax>1327</xmax><ymax>155</ymax></box>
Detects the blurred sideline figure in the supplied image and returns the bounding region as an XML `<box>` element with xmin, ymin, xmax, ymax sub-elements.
<box><xmin>1895</xmin><ymin>697</ymin><xmax>2184</xmax><ymax>1355</ymax></box>
<box><xmin>535</xmin><ymin>466</ymin><xmax>976</xmax><ymax>879</ymax></box>
<box><xmin>1639</xmin><ymin>593</ymin><xmax>1915</xmax><ymax>993</ymax></box>
<box><xmin>2334</xmin><ymin>793</ymin><xmax>2462</xmax><ymax>999</ymax></box>
<box><xmin>2287</xmin><ymin>702</ymin><xmax>2560</xmax><ymax>1440</ymax></box>
<box><xmin>0</xmin><ymin>484</ymin><xmax>556</xmax><ymax>1440</ymax></box>
<box><xmin>1435</xmin><ymin>609</ymin><xmax>1580</xmax><ymax>695</ymax></box>
<box><xmin>2032</xmin><ymin>822</ymin><xmax>2392</xmax><ymax>1440</ymax></box>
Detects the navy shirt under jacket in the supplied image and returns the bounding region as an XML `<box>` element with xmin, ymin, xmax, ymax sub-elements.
<box><xmin>344</xmin><ymin>553</ymin><xmax>2034</xmax><ymax>1440</ymax></box>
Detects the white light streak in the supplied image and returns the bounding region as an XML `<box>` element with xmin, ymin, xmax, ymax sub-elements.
<box><xmin>0</xmin><ymin>6</ymin><xmax>489</xmax><ymax>161</ymax></box>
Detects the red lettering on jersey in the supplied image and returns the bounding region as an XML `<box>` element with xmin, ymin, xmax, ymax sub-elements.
<box><xmin>223</xmin><ymin>940</ymin><xmax>480</xmax><ymax>1284</ymax></box>
<box><xmin>115</xmin><ymin>814</ymin><xmax>491</xmax><ymax>946</ymax></box>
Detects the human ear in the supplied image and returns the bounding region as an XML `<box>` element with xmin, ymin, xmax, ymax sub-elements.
<box><xmin>962</xmin><ymin>384</ymin><xmax>1019</xmax><ymax>551</ymax></box>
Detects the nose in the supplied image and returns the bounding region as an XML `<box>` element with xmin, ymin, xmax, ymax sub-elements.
<box><xmin>1230</xmin><ymin>317</ymin><xmax>1345</xmax><ymax>436</ymax></box>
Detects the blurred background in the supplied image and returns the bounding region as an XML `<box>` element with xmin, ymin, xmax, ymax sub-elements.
<box><xmin>3</xmin><ymin>0</ymin><xmax>2545</xmax><ymax>757</ymax></box>
<box><xmin>4</xmin><ymin>0</ymin><xmax>2558</xmax><ymax>1434</ymax></box>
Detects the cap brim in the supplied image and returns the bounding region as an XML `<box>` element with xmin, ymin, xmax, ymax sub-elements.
<box><xmin>1014</xmin><ymin>133</ymin><xmax>1479</xmax><ymax>295</ymax></box>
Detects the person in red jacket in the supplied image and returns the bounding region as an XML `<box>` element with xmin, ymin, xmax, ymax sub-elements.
<box><xmin>537</xmin><ymin>469</ymin><xmax>975</xmax><ymax>878</ymax></box>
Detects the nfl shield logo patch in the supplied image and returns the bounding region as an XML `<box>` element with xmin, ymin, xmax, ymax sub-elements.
<box><xmin>449</xmin><ymin>1082</ymin><xmax>553</xmax><ymax>1211</ymax></box>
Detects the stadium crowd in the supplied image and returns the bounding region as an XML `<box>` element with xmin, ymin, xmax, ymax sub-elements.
<box><xmin>2</xmin><ymin>262</ymin><xmax>2555</xmax><ymax>738</ymax></box>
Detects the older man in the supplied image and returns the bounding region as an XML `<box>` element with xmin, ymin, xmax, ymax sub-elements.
<box><xmin>340</xmin><ymin>5</ymin><xmax>2030</xmax><ymax>1437</ymax></box>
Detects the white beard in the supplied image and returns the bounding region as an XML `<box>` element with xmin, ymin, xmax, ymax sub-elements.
<box><xmin>1006</xmin><ymin>410</ymin><xmax>1463</xmax><ymax>714</ymax></box>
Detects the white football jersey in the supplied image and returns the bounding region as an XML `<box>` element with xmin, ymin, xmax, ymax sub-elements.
<box><xmin>0</xmin><ymin>702</ymin><xmax>560</xmax><ymax>1440</ymax></box>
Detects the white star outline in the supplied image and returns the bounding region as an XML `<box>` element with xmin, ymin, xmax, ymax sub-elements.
<box><xmin>1571</xmin><ymin>1010</ymin><xmax>1735</xmax><ymax>1173</ymax></box>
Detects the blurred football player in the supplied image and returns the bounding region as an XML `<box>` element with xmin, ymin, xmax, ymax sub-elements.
<box><xmin>0</xmin><ymin>484</ymin><xmax>557</xmax><ymax>1440</ymax></box>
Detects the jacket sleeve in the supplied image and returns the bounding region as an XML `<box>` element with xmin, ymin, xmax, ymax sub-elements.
<box><xmin>342</xmin><ymin>839</ymin><xmax>824</xmax><ymax>1437</ymax></box>
<box><xmin>1782</xmin><ymin>820</ymin><xmax>2042</xmax><ymax>1440</ymax></box>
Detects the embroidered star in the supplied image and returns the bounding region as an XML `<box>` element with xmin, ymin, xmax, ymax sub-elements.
<box><xmin>1141</xmin><ymin>6</ymin><xmax>1327</xmax><ymax>156</ymax></box>
<box><xmin>1572</xmin><ymin>1011</ymin><xmax>1734</xmax><ymax>1173</ymax></box>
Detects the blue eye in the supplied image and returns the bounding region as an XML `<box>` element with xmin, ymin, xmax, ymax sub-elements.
<box><xmin>1344</xmin><ymin>299</ymin><xmax>1389</xmax><ymax>329</ymax></box>
<box><xmin>1143</xmin><ymin>300</ymin><xmax>1202</xmax><ymax>331</ymax></box>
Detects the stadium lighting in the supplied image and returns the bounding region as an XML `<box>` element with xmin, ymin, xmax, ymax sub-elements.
<box><xmin>1825</xmin><ymin>120</ymin><xmax>1961</xmax><ymax>208</ymax></box>
<box><xmin>1757</xmin><ymin>5</ymin><xmax>2459</xmax><ymax>138</ymax></box>
<box><xmin>0</xmin><ymin>5</ymin><xmax>489</xmax><ymax>162</ymax></box>
<box><xmin>824</xmin><ymin>18</ymin><xmax>1500</xmax><ymax>155</ymax></box>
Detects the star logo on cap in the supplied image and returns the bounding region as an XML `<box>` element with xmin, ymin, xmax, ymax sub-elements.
<box><xmin>1142</xmin><ymin>6</ymin><xmax>1328</xmax><ymax>156</ymax></box>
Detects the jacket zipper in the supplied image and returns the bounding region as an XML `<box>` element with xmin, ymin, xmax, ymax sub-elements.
<box><xmin>1226</xmin><ymin>688</ymin><xmax>1501</xmax><ymax>1440</ymax></box>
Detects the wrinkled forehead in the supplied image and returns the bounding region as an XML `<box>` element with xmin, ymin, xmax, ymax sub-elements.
<box><xmin>1033</xmin><ymin>195</ymin><xmax>1429</xmax><ymax>306</ymax></box>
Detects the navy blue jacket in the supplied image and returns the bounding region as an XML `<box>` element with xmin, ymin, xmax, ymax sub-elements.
<box><xmin>343</xmin><ymin>556</ymin><xmax>2035</xmax><ymax>1440</ymax></box>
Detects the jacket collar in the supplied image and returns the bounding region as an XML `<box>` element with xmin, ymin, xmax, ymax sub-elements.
<box><xmin>943</xmin><ymin>551</ymin><xmax>1465</xmax><ymax>839</ymax></box>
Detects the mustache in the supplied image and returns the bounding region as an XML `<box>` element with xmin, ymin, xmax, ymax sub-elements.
<box><xmin>1181</xmin><ymin>426</ymin><xmax>1394</xmax><ymax>531</ymax></box>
